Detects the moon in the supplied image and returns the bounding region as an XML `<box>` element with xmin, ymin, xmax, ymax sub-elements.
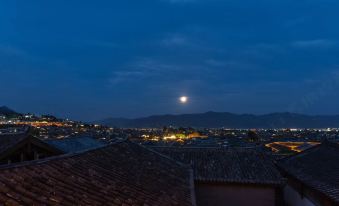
<box><xmin>179</xmin><ymin>96</ymin><xmax>188</xmax><ymax>104</ymax></box>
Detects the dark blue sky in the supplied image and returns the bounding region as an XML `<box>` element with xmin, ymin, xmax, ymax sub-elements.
<box><xmin>1</xmin><ymin>0</ymin><xmax>339</xmax><ymax>120</ymax></box>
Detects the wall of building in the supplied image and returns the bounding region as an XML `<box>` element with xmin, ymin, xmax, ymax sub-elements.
<box><xmin>195</xmin><ymin>182</ymin><xmax>276</xmax><ymax>206</ymax></box>
<box><xmin>283</xmin><ymin>185</ymin><xmax>316</xmax><ymax>206</ymax></box>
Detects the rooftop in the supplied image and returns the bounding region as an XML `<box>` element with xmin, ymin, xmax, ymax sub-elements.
<box><xmin>153</xmin><ymin>147</ymin><xmax>283</xmax><ymax>185</ymax></box>
<box><xmin>0</xmin><ymin>133</ymin><xmax>27</xmax><ymax>155</ymax></box>
<box><xmin>0</xmin><ymin>132</ymin><xmax>62</xmax><ymax>161</ymax></box>
<box><xmin>0</xmin><ymin>141</ymin><xmax>195</xmax><ymax>205</ymax></box>
<box><xmin>278</xmin><ymin>141</ymin><xmax>339</xmax><ymax>204</ymax></box>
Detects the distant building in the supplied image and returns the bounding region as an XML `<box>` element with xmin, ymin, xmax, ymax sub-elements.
<box><xmin>0</xmin><ymin>132</ymin><xmax>63</xmax><ymax>164</ymax></box>
<box><xmin>154</xmin><ymin>147</ymin><xmax>284</xmax><ymax>206</ymax></box>
<box><xmin>188</xmin><ymin>132</ymin><xmax>208</xmax><ymax>138</ymax></box>
<box><xmin>0</xmin><ymin>141</ymin><xmax>195</xmax><ymax>205</ymax></box>
<box><xmin>45</xmin><ymin>136</ymin><xmax>106</xmax><ymax>153</ymax></box>
<box><xmin>278</xmin><ymin>141</ymin><xmax>339</xmax><ymax>206</ymax></box>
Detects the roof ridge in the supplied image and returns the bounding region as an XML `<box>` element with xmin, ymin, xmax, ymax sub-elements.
<box><xmin>0</xmin><ymin>132</ymin><xmax>27</xmax><ymax>137</ymax></box>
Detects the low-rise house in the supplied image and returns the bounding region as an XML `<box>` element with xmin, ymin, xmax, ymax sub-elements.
<box><xmin>0</xmin><ymin>132</ymin><xmax>63</xmax><ymax>164</ymax></box>
<box><xmin>277</xmin><ymin>141</ymin><xmax>339</xmax><ymax>206</ymax></box>
<box><xmin>154</xmin><ymin>147</ymin><xmax>284</xmax><ymax>206</ymax></box>
<box><xmin>0</xmin><ymin>141</ymin><xmax>195</xmax><ymax>205</ymax></box>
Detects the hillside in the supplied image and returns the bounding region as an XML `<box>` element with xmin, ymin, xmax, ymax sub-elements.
<box><xmin>0</xmin><ymin>106</ymin><xmax>19</xmax><ymax>117</ymax></box>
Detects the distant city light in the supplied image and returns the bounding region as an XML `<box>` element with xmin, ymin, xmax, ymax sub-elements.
<box><xmin>179</xmin><ymin>96</ymin><xmax>188</xmax><ymax>103</ymax></box>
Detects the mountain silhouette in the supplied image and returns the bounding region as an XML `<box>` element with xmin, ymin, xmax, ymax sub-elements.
<box><xmin>96</xmin><ymin>111</ymin><xmax>339</xmax><ymax>128</ymax></box>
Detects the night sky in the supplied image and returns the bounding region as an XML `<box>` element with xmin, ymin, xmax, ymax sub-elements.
<box><xmin>1</xmin><ymin>0</ymin><xmax>339</xmax><ymax>121</ymax></box>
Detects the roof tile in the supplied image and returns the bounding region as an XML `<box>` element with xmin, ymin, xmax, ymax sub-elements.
<box><xmin>154</xmin><ymin>147</ymin><xmax>283</xmax><ymax>185</ymax></box>
<box><xmin>278</xmin><ymin>142</ymin><xmax>339</xmax><ymax>204</ymax></box>
<box><xmin>0</xmin><ymin>141</ymin><xmax>194</xmax><ymax>206</ymax></box>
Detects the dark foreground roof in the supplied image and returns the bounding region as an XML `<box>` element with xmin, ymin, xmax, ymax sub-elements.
<box><xmin>0</xmin><ymin>141</ymin><xmax>195</xmax><ymax>206</ymax></box>
<box><xmin>45</xmin><ymin>136</ymin><xmax>106</xmax><ymax>153</ymax></box>
<box><xmin>0</xmin><ymin>133</ymin><xmax>27</xmax><ymax>154</ymax></box>
<box><xmin>278</xmin><ymin>141</ymin><xmax>339</xmax><ymax>204</ymax></box>
<box><xmin>0</xmin><ymin>133</ymin><xmax>63</xmax><ymax>160</ymax></box>
<box><xmin>153</xmin><ymin>147</ymin><xmax>283</xmax><ymax>185</ymax></box>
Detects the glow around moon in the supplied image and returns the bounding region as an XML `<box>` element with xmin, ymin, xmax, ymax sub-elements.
<box><xmin>179</xmin><ymin>96</ymin><xmax>188</xmax><ymax>103</ymax></box>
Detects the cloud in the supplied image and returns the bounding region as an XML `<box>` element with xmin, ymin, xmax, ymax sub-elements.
<box><xmin>108</xmin><ymin>57</ymin><xmax>212</xmax><ymax>86</ymax></box>
<box><xmin>108</xmin><ymin>58</ymin><xmax>180</xmax><ymax>85</ymax></box>
<box><xmin>109</xmin><ymin>71</ymin><xmax>146</xmax><ymax>84</ymax></box>
<box><xmin>85</xmin><ymin>40</ymin><xmax>117</xmax><ymax>48</ymax></box>
<box><xmin>204</xmin><ymin>59</ymin><xmax>254</xmax><ymax>70</ymax></box>
<box><xmin>161</xmin><ymin>34</ymin><xmax>188</xmax><ymax>47</ymax></box>
<box><xmin>292</xmin><ymin>39</ymin><xmax>338</xmax><ymax>49</ymax></box>
<box><xmin>0</xmin><ymin>45</ymin><xmax>29</xmax><ymax>57</ymax></box>
<box><xmin>283</xmin><ymin>17</ymin><xmax>310</xmax><ymax>28</ymax></box>
<box><xmin>159</xmin><ymin>30</ymin><xmax>224</xmax><ymax>53</ymax></box>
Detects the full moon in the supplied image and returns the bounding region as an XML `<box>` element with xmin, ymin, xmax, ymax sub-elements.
<box><xmin>179</xmin><ymin>96</ymin><xmax>188</xmax><ymax>103</ymax></box>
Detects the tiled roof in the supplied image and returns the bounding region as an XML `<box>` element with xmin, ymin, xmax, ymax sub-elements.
<box><xmin>278</xmin><ymin>141</ymin><xmax>339</xmax><ymax>204</ymax></box>
<box><xmin>153</xmin><ymin>147</ymin><xmax>283</xmax><ymax>185</ymax></box>
<box><xmin>45</xmin><ymin>136</ymin><xmax>106</xmax><ymax>153</ymax></box>
<box><xmin>0</xmin><ymin>141</ymin><xmax>195</xmax><ymax>206</ymax></box>
<box><xmin>0</xmin><ymin>133</ymin><xmax>63</xmax><ymax>161</ymax></box>
<box><xmin>0</xmin><ymin>133</ymin><xmax>28</xmax><ymax>155</ymax></box>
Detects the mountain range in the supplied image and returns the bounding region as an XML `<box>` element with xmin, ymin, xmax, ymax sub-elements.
<box><xmin>97</xmin><ymin>112</ymin><xmax>339</xmax><ymax>128</ymax></box>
